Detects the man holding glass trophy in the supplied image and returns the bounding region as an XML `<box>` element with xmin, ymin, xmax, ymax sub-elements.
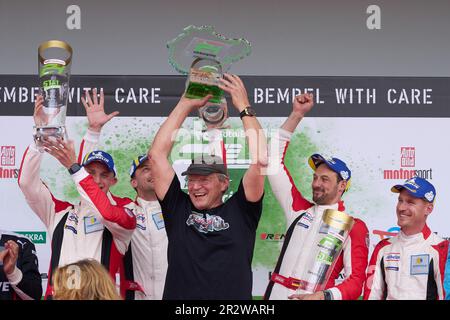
<box><xmin>264</xmin><ymin>93</ymin><xmax>370</xmax><ymax>300</ymax></box>
<box><xmin>19</xmin><ymin>40</ymin><xmax>136</xmax><ymax>299</ymax></box>
<box><xmin>146</xmin><ymin>26</ymin><xmax>267</xmax><ymax>299</ymax></box>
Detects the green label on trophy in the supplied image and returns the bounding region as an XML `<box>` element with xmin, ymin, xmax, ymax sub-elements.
<box><xmin>185</xmin><ymin>63</ymin><xmax>223</xmax><ymax>103</ymax></box>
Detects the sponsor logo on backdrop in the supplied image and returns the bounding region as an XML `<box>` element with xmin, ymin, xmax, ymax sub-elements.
<box><xmin>1</xmin><ymin>76</ymin><xmax>448</xmax><ymax>119</ymax></box>
<box><xmin>383</xmin><ymin>147</ymin><xmax>432</xmax><ymax>180</ymax></box>
<box><xmin>0</xmin><ymin>86</ymin><xmax>161</xmax><ymax>104</ymax></box>
<box><xmin>1</xmin><ymin>146</ymin><xmax>15</xmax><ymax>166</ymax></box>
<box><xmin>14</xmin><ymin>231</ymin><xmax>46</xmax><ymax>244</ymax></box>
<box><xmin>260</xmin><ymin>233</ymin><xmax>285</xmax><ymax>241</ymax></box>
<box><xmin>0</xmin><ymin>146</ymin><xmax>19</xmax><ymax>179</ymax></box>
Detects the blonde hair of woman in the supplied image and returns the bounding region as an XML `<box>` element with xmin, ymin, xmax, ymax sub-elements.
<box><xmin>52</xmin><ymin>259</ymin><xmax>122</xmax><ymax>300</ymax></box>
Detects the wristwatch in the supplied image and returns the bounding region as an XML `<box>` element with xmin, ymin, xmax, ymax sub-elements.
<box><xmin>239</xmin><ymin>106</ymin><xmax>256</xmax><ymax>119</ymax></box>
<box><xmin>68</xmin><ymin>163</ymin><xmax>82</xmax><ymax>175</ymax></box>
<box><xmin>323</xmin><ymin>289</ymin><xmax>333</xmax><ymax>300</ymax></box>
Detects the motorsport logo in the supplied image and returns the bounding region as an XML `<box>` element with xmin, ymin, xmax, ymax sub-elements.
<box><xmin>383</xmin><ymin>147</ymin><xmax>432</xmax><ymax>180</ymax></box>
<box><xmin>14</xmin><ymin>231</ymin><xmax>47</xmax><ymax>244</ymax></box>
<box><xmin>260</xmin><ymin>233</ymin><xmax>285</xmax><ymax>241</ymax></box>
<box><xmin>0</xmin><ymin>146</ymin><xmax>19</xmax><ymax>179</ymax></box>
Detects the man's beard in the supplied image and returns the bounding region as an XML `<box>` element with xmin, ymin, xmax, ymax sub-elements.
<box><xmin>313</xmin><ymin>187</ymin><xmax>338</xmax><ymax>205</ymax></box>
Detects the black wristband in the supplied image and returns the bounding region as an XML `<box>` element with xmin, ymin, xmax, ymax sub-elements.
<box><xmin>68</xmin><ymin>163</ymin><xmax>82</xmax><ymax>175</ymax></box>
<box><xmin>239</xmin><ymin>106</ymin><xmax>256</xmax><ymax>119</ymax></box>
<box><xmin>323</xmin><ymin>290</ymin><xmax>333</xmax><ymax>300</ymax></box>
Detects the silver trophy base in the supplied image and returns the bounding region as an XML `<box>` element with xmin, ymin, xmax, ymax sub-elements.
<box><xmin>33</xmin><ymin>126</ymin><xmax>67</xmax><ymax>152</ymax></box>
<box><xmin>199</xmin><ymin>100</ymin><xmax>228</xmax><ymax>129</ymax></box>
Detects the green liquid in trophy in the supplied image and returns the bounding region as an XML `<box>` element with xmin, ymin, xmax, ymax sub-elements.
<box><xmin>185</xmin><ymin>59</ymin><xmax>224</xmax><ymax>103</ymax></box>
<box><xmin>185</xmin><ymin>82</ymin><xmax>223</xmax><ymax>103</ymax></box>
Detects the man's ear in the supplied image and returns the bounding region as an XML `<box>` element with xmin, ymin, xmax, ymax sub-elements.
<box><xmin>338</xmin><ymin>180</ymin><xmax>347</xmax><ymax>194</ymax></box>
<box><xmin>424</xmin><ymin>202</ymin><xmax>434</xmax><ymax>217</ymax></box>
<box><xmin>130</xmin><ymin>178</ymin><xmax>138</xmax><ymax>189</ymax></box>
<box><xmin>110</xmin><ymin>177</ymin><xmax>118</xmax><ymax>186</ymax></box>
<box><xmin>221</xmin><ymin>177</ymin><xmax>230</xmax><ymax>193</ymax></box>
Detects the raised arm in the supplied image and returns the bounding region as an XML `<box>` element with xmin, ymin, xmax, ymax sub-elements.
<box><xmin>266</xmin><ymin>94</ymin><xmax>315</xmax><ymax>224</ymax></box>
<box><xmin>148</xmin><ymin>95</ymin><xmax>211</xmax><ymax>201</ymax></box>
<box><xmin>18</xmin><ymin>95</ymin><xmax>72</xmax><ymax>229</ymax></box>
<box><xmin>42</xmin><ymin>138</ymin><xmax>136</xmax><ymax>254</ymax></box>
<box><xmin>219</xmin><ymin>74</ymin><xmax>267</xmax><ymax>202</ymax></box>
<box><xmin>78</xmin><ymin>88</ymin><xmax>119</xmax><ymax>162</ymax></box>
<box><xmin>281</xmin><ymin>93</ymin><xmax>314</xmax><ymax>133</ymax></box>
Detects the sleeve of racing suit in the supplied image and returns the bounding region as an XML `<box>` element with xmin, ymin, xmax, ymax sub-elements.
<box><xmin>328</xmin><ymin>218</ymin><xmax>369</xmax><ymax>300</ymax></box>
<box><xmin>71</xmin><ymin>167</ymin><xmax>136</xmax><ymax>254</ymax></box>
<box><xmin>434</xmin><ymin>239</ymin><xmax>449</xmax><ymax>300</ymax></box>
<box><xmin>7</xmin><ymin>238</ymin><xmax>42</xmax><ymax>300</ymax></box>
<box><xmin>18</xmin><ymin>143</ymin><xmax>72</xmax><ymax>229</ymax></box>
<box><xmin>363</xmin><ymin>239</ymin><xmax>390</xmax><ymax>300</ymax></box>
<box><xmin>267</xmin><ymin>128</ymin><xmax>312</xmax><ymax>225</ymax></box>
<box><xmin>77</xmin><ymin>128</ymin><xmax>101</xmax><ymax>163</ymax></box>
<box><xmin>444</xmin><ymin>242</ymin><xmax>450</xmax><ymax>300</ymax></box>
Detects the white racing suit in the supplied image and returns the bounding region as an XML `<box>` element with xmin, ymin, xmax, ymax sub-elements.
<box><xmin>18</xmin><ymin>140</ymin><xmax>136</xmax><ymax>299</ymax></box>
<box><xmin>264</xmin><ymin>129</ymin><xmax>369</xmax><ymax>300</ymax></box>
<box><xmin>364</xmin><ymin>225</ymin><xmax>449</xmax><ymax>300</ymax></box>
<box><xmin>81</xmin><ymin>129</ymin><xmax>168</xmax><ymax>300</ymax></box>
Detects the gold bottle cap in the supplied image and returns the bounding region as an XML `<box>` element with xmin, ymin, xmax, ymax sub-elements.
<box><xmin>38</xmin><ymin>40</ymin><xmax>73</xmax><ymax>66</ymax></box>
<box><xmin>323</xmin><ymin>209</ymin><xmax>354</xmax><ymax>232</ymax></box>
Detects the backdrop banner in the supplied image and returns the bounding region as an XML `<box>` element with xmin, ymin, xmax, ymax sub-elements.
<box><xmin>1</xmin><ymin>75</ymin><xmax>449</xmax><ymax>297</ymax></box>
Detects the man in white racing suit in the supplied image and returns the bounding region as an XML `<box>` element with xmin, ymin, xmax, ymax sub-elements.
<box><xmin>18</xmin><ymin>93</ymin><xmax>136</xmax><ymax>299</ymax></box>
<box><xmin>364</xmin><ymin>177</ymin><xmax>449</xmax><ymax>300</ymax></box>
<box><xmin>78</xmin><ymin>89</ymin><xmax>168</xmax><ymax>300</ymax></box>
<box><xmin>265</xmin><ymin>93</ymin><xmax>369</xmax><ymax>300</ymax></box>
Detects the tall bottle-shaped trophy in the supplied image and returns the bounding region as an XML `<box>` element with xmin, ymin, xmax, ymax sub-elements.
<box><xmin>293</xmin><ymin>209</ymin><xmax>354</xmax><ymax>294</ymax></box>
<box><xmin>34</xmin><ymin>40</ymin><xmax>73</xmax><ymax>151</ymax></box>
<box><xmin>167</xmin><ymin>25</ymin><xmax>251</xmax><ymax>129</ymax></box>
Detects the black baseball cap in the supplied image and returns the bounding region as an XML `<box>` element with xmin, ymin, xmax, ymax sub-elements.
<box><xmin>181</xmin><ymin>155</ymin><xmax>228</xmax><ymax>176</ymax></box>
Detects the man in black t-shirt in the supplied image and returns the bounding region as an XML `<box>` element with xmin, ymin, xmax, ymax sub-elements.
<box><xmin>148</xmin><ymin>74</ymin><xmax>267</xmax><ymax>299</ymax></box>
<box><xmin>0</xmin><ymin>231</ymin><xmax>42</xmax><ymax>300</ymax></box>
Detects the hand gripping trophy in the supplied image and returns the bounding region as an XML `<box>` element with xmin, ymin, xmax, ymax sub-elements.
<box><xmin>167</xmin><ymin>25</ymin><xmax>251</xmax><ymax>129</ymax></box>
<box><xmin>34</xmin><ymin>40</ymin><xmax>73</xmax><ymax>151</ymax></box>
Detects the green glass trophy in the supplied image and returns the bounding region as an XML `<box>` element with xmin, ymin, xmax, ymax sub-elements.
<box><xmin>167</xmin><ymin>25</ymin><xmax>251</xmax><ymax>128</ymax></box>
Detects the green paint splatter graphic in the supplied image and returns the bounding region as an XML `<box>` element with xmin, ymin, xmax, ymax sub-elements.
<box><xmin>253</xmin><ymin>130</ymin><xmax>318</xmax><ymax>268</ymax></box>
<box><xmin>43</xmin><ymin>117</ymin><xmax>319</xmax><ymax>273</ymax></box>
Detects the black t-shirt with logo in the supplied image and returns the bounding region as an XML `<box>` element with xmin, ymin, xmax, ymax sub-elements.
<box><xmin>159</xmin><ymin>175</ymin><xmax>263</xmax><ymax>300</ymax></box>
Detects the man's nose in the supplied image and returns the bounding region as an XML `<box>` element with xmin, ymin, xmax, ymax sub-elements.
<box><xmin>191</xmin><ymin>182</ymin><xmax>201</xmax><ymax>189</ymax></box>
<box><xmin>397</xmin><ymin>202</ymin><xmax>406</xmax><ymax>211</ymax></box>
<box><xmin>92</xmin><ymin>174</ymin><xmax>101</xmax><ymax>184</ymax></box>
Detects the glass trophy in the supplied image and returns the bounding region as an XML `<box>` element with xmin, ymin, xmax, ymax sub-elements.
<box><xmin>34</xmin><ymin>40</ymin><xmax>73</xmax><ymax>151</ymax></box>
<box><xmin>293</xmin><ymin>209</ymin><xmax>354</xmax><ymax>294</ymax></box>
<box><xmin>167</xmin><ymin>25</ymin><xmax>251</xmax><ymax>128</ymax></box>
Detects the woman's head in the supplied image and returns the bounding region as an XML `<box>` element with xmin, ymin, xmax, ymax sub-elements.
<box><xmin>52</xmin><ymin>259</ymin><xmax>122</xmax><ymax>300</ymax></box>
